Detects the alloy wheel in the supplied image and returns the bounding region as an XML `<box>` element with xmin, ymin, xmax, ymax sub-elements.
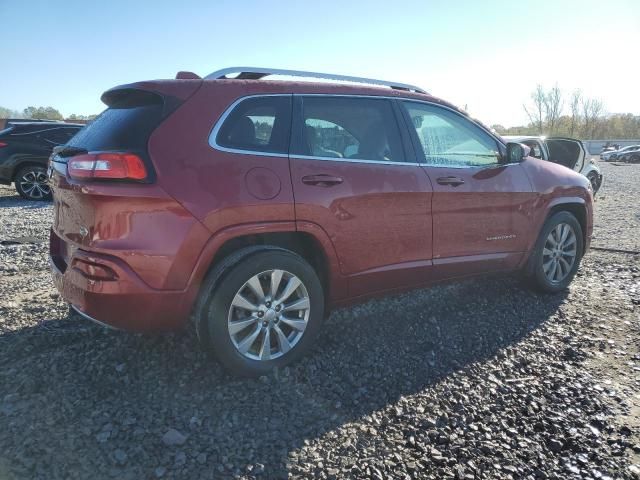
<box><xmin>227</xmin><ymin>269</ymin><xmax>310</xmax><ymax>361</ymax></box>
<box><xmin>19</xmin><ymin>169</ymin><xmax>50</xmax><ymax>200</ymax></box>
<box><xmin>542</xmin><ymin>223</ymin><xmax>577</xmax><ymax>284</ymax></box>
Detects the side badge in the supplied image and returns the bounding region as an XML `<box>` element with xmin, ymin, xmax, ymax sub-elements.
<box><xmin>486</xmin><ymin>234</ymin><xmax>516</xmax><ymax>241</ymax></box>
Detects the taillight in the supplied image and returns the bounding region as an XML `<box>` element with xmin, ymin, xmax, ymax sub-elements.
<box><xmin>67</xmin><ymin>153</ymin><xmax>147</xmax><ymax>180</ymax></box>
<box><xmin>0</xmin><ymin>141</ymin><xmax>7</xmax><ymax>148</ymax></box>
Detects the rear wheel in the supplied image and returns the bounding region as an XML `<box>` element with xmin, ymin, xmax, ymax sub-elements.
<box><xmin>194</xmin><ymin>247</ymin><xmax>324</xmax><ymax>376</ymax></box>
<box><xmin>587</xmin><ymin>172</ymin><xmax>601</xmax><ymax>193</ymax></box>
<box><xmin>526</xmin><ymin>211</ymin><xmax>584</xmax><ymax>293</ymax></box>
<box><xmin>15</xmin><ymin>165</ymin><xmax>51</xmax><ymax>201</ymax></box>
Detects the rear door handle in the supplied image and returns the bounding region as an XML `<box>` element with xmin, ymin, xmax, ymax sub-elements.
<box><xmin>436</xmin><ymin>176</ymin><xmax>465</xmax><ymax>187</ymax></box>
<box><xmin>301</xmin><ymin>174</ymin><xmax>344</xmax><ymax>187</ymax></box>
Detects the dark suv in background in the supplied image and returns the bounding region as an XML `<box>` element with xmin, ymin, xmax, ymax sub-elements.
<box><xmin>0</xmin><ymin>120</ymin><xmax>83</xmax><ymax>200</ymax></box>
<box><xmin>49</xmin><ymin>67</ymin><xmax>593</xmax><ymax>376</ymax></box>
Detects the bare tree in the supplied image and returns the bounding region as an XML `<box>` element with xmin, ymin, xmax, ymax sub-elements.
<box><xmin>568</xmin><ymin>90</ymin><xmax>582</xmax><ymax>136</ymax></box>
<box><xmin>581</xmin><ymin>98</ymin><xmax>605</xmax><ymax>139</ymax></box>
<box><xmin>523</xmin><ymin>85</ymin><xmax>545</xmax><ymax>134</ymax></box>
<box><xmin>542</xmin><ymin>84</ymin><xmax>563</xmax><ymax>135</ymax></box>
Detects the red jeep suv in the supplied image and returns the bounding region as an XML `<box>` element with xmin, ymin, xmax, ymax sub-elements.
<box><xmin>49</xmin><ymin>67</ymin><xmax>593</xmax><ymax>375</ymax></box>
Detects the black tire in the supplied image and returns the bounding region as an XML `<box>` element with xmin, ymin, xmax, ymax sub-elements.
<box><xmin>15</xmin><ymin>165</ymin><xmax>52</xmax><ymax>201</ymax></box>
<box><xmin>525</xmin><ymin>211</ymin><xmax>584</xmax><ymax>293</ymax></box>
<box><xmin>587</xmin><ymin>172</ymin><xmax>601</xmax><ymax>194</ymax></box>
<box><xmin>194</xmin><ymin>247</ymin><xmax>324</xmax><ymax>376</ymax></box>
<box><xmin>630</xmin><ymin>154</ymin><xmax>640</xmax><ymax>164</ymax></box>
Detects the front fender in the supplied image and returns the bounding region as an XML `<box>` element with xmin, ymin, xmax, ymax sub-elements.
<box><xmin>520</xmin><ymin>193</ymin><xmax>593</xmax><ymax>269</ymax></box>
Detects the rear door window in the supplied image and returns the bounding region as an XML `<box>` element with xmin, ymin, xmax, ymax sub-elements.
<box><xmin>303</xmin><ymin>118</ymin><xmax>359</xmax><ymax>158</ymax></box>
<box><xmin>213</xmin><ymin>96</ymin><xmax>292</xmax><ymax>155</ymax></box>
<box><xmin>294</xmin><ymin>96</ymin><xmax>406</xmax><ymax>162</ymax></box>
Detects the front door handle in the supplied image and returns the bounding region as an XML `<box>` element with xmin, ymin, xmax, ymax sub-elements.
<box><xmin>301</xmin><ymin>174</ymin><xmax>344</xmax><ymax>187</ymax></box>
<box><xmin>436</xmin><ymin>176</ymin><xmax>465</xmax><ymax>187</ymax></box>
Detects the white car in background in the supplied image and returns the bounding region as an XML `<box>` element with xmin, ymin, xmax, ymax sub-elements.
<box><xmin>601</xmin><ymin>145</ymin><xmax>640</xmax><ymax>161</ymax></box>
<box><xmin>503</xmin><ymin>136</ymin><xmax>603</xmax><ymax>194</ymax></box>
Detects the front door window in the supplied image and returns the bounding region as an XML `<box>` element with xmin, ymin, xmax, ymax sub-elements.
<box><xmin>402</xmin><ymin>101</ymin><xmax>501</xmax><ymax>167</ymax></box>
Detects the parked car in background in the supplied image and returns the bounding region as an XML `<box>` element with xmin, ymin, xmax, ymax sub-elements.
<box><xmin>49</xmin><ymin>67</ymin><xmax>593</xmax><ymax>376</ymax></box>
<box><xmin>0</xmin><ymin>120</ymin><xmax>83</xmax><ymax>200</ymax></box>
<box><xmin>600</xmin><ymin>144</ymin><xmax>640</xmax><ymax>161</ymax></box>
<box><xmin>503</xmin><ymin>135</ymin><xmax>603</xmax><ymax>193</ymax></box>
<box><xmin>619</xmin><ymin>148</ymin><xmax>640</xmax><ymax>163</ymax></box>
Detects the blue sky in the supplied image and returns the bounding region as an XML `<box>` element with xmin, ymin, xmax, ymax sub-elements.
<box><xmin>1</xmin><ymin>0</ymin><xmax>638</xmax><ymax>126</ymax></box>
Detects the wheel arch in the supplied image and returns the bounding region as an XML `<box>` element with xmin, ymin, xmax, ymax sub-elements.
<box><xmin>11</xmin><ymin>158</ymin><xmax>49</xmax><ymax>182</ymax></box>
<box><xmin>547</xmin><ymin>201</ymin><xmax>587</xmax><ymax>252</ymax></box>
<box><xmin>184</xmin><ymin>222</ymin><xmax>346</xmax><ymax>318</ymax></box>
<box><xmin>211</xmin><ymin>230</ymin><xmax>331</xmax><ymax>292</ymax></box>
<box><xmin>523</xmin><ymin>198</ymin><xmax>589</xmax><ymax>274</ymax></box>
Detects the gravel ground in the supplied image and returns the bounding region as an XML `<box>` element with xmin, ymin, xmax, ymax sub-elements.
<box><xmin>0</xmin><ymin>161</ymin><xmax>639</xmax><ymax>479</ymax></box>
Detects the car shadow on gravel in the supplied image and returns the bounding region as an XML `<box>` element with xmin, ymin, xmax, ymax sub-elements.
<box><xmin>0</xmin><ymin>200</ymin><xmax>50</xmax><ymax>209</ymax></box>
<box><xmin>0</xmin><ymin>189</ymin><xmax>51</xmax><ymax>208</ymax></box>
<box><xmin>0</xmin><ymin>275</ymin><xmax>568</xmax><ymax>479</ymax></box>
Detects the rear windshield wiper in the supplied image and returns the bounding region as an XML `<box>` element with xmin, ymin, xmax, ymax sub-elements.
<box><xmin>52</xmin><ymin>145</ymin><xmax>88</xmax><ymax>158</ymax></box>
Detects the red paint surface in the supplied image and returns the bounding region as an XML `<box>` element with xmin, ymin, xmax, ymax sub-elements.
<box><xmin>50</xmin><ymin>79</ymin><xmax>593</xmax><ymax>332</ymax></box>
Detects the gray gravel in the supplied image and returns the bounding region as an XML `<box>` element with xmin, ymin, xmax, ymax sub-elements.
<box><xmin>593</xmin><ymin>162</ymin><xmax>640</xmax><ymax>252</ymax></box>
<box><xmin>0</xmin><ymin>162</ymin><xmax>639</xmax><ymax>479</ymax></box>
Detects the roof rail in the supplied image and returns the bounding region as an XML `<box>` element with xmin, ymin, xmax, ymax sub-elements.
<box><xmin>204</xmin><ymin>67</ymin><xmax>426</xmax><ymax>94</ymax></box>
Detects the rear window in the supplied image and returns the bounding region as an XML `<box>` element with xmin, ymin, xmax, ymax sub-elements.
<box><xmin>68</xmin><ymin>91</ymin><xmax>165</xmax><ymax>152</ymax></box>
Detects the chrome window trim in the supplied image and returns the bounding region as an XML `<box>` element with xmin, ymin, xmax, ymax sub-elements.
<box><xmin>10</xmin><ymin>127</ymin><xmax>61</xmax><ymax>136</ymax></box>
<box><xmin>289</xmin><ymin>154</ymin><xmax>419</xmax><ymax>167</ymax></box>
<box><xmin>208</xmin><ymin>93</ymin><xmax>511</xmax><ymax>168</ymax></box>
<box><xmin>208</xmin><ymin>93</ymin><xmax>291</xmax><ymax>158</ymax></box>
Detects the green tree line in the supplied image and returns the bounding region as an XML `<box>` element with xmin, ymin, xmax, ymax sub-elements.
<box><xmin>492</xmin><ymin>84</ymin><xmax>640</xmax><ymax>140</ymax></box>
<box><xmin>0</xmin><ymin>105</ymin><xmax>97</xmax><ymax>121</ymax></box>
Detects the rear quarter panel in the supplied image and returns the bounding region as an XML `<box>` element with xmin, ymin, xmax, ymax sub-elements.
<box><xmin>147</xmin><ymin>84</ymin><xmax>295</xmax><ymax>233</ymax></box>
<box><xmin>50</xmin><ymin>173</ymin><xmax>211</xmax><ymax>290</ymax></box>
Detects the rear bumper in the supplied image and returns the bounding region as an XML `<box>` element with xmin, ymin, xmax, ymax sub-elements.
<box><xmin>71</xmin><ymin>305</ymin><xmax>119</xmax><ymax>330</ymax></box>
<box><xmin>50</xmin><ymin>229</ymin><xmax>191</xmax><ymax>332</ymax></box>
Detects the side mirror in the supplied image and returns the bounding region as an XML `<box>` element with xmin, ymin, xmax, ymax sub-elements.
<box><xmin>505</xmin><ymin>142</ymin><xmax>528</xmax><ymax>163</ymax></box>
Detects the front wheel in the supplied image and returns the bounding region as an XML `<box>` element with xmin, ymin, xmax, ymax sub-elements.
<box><xmin>15</xmin><ymin>165</ymin><xmax>52</xmax><ymax>201</ymax></box>
<box><xmin>194</xmin><ymin>248</ymin><xmax>324</xmax><ymax>376</ymax></box>
<box><xmin>526</xmin><ymin>211</ymin><xmax>584</xmax><ymax>293</ymax></box>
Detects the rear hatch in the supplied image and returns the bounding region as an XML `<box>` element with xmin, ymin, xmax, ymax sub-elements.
<box><xmin>51</xmin><ymin>88</ymin><xmax>178</xmax><ymax>178</ymax></box>
<box><xmin>545</xmin><ymin>137</ymin><xmax>586</xmax><ymax>173</ymax></box>
<box><xmin>49</xmin><ymin>82</ymin><xmax>199</xmax><ymax>255</ymax></box>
